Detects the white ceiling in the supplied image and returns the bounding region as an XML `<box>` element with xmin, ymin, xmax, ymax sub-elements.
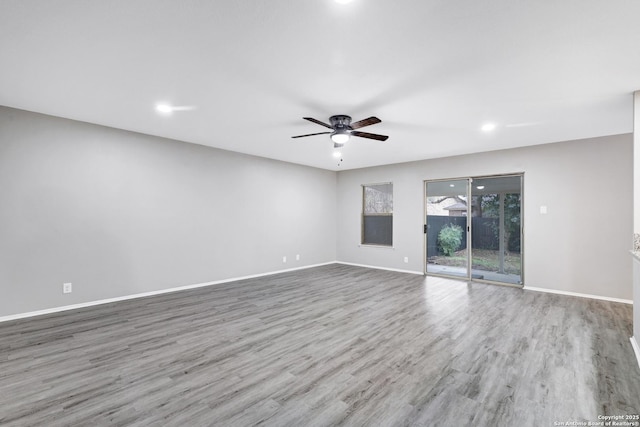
<box><xmin>1</xmin><ymin>1</ymin><xmax>640</xmax><ymax>171</ymax></box>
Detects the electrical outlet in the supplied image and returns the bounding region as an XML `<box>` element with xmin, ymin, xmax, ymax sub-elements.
<box><xmin>296</xmin><ymin>254</ymin><xmax>300</xmax><ymax>261</ymax></box>
<box><xmin>404</xmin><ymin>257</ymin><xmax>409</xmax><ymax>263</ymax></box>
<box><xmin>63</xmin><ymin>283</ymin><xmax>72</xmax><ymax>294</ymax></box>
<box><xmin>283</xmin><ymin>256</ymin><xmax>287</xmax><ymax>263</ymax></box>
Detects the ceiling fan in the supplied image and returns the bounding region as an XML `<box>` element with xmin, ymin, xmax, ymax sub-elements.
<box><xmin>292</xmin><ymin>115</ymin><xmax>389</xmax><ymax>147</ymax></box>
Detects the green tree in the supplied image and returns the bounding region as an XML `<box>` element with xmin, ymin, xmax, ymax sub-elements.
<box><xmin>477</xmin><ymin>194</ymin><xmax>521</xmax><ymax>252</ymax></box>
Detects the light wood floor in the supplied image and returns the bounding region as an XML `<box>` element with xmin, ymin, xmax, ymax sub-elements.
<box><xmin>1</xmin><ymin>264</ymin><xmax>639</xmax><ymax>426</ymax></box>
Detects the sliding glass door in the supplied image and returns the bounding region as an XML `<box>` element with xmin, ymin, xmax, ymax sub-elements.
<box><xmin>425</xmin><ymin>179</ymin><xmax>470</xmax><ymax>279</ymax></box>
<box><xmin>470</xmin><ymin>176</ymin><xmax>522</xmax><ymax>285</ymax></box>
<box><xmin>425</xmin><ymin>174</ymin><xmax>523</xmax><ymax>285</ymax></box>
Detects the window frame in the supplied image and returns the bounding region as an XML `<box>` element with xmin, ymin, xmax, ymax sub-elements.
<box><xmin>361</xmin><ymin>182</ymin><xmax>393</xmax><ymax>247</ymax></box>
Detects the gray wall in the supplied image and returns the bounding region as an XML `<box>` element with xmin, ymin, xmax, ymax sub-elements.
<box><xmin>0</xmin><ymin>107</ymin><xmax>337</xmax><ymax>317</ymax></box>
<box><xmin>1</xmin><ymin>105</ymin><xmax>633</xmax><ymax>318</ymax></box>
<box><xmin>634</xmin><ymin>90</ymin><xmax>640</xmax><ymax>338</ymax></box>
<box><xmin>337</xmin><ymin>134</ymin><xmax>634</xmax><ymax>300</ymax></box>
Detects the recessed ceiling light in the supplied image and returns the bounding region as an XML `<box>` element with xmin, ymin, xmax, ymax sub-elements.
<box><xmin>155</xmin><ymin>104</ymin><xmax>197</xmax><ymax>115</ymax></box>
<box><xmin>155</xmin><ymin>104</ymin><xmax>173</xmax><ymax>114</ymax></box>
<box><xmin>477</xmin><ymin>185</ymin><xmax>485</xmax><ymax>190</ymax></box>
<box><xmin>449</xmin><ymin>184</ymin><xmax>455</xmax><ymax>187</ymax></box>
<box><xmin>481</xmin><ymin>123</ymin><xmax>496</xmax><ymax>132</ymax></box>
<box><xmin>333</xmin><ymin>151</ymin><xmax>342</xmax><ymax>158</ymax></box>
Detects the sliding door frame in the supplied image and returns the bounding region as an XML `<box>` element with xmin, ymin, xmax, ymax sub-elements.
<box><xmin>423</xmin><ymin>173</ymin><xmax>524</xmax><ymax>287</ymax></box>
<box><xmin>423</xmin><ymin>176</ymin><xmax>472</xmax><ymax>279</ymax></box>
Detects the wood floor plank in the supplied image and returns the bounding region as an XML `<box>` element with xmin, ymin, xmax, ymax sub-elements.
<box><xmin>0</xmin><ymin>264</ymin><xmax>638</xmax><ymax>426</ymax></box>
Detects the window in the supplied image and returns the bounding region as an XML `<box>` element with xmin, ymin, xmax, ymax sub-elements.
<box><xmin>362</xmin><ymin>183</ymin><xmax>393</xmax><ymax>246</ymax></box>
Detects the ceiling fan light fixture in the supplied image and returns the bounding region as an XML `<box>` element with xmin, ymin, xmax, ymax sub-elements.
<box><xmin>331</xmin><ymin>131</ymin><xmax>350</xmax><ymax>145</ymax></box>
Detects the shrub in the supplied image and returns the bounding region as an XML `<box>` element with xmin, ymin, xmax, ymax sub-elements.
<box><xmin>438</xmin><ymin>224</ymin><xmax>463</xmax><ymax>256</ymax></box>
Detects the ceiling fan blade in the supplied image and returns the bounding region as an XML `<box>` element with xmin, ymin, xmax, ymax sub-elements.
<box><xmin>350</xmin><ymin>116</ymin><xmax>381</xmax><ymax>130</ymax></box>
<box><xmin>291</xmin><ymin>131</ymin><xmax>332</xmax><ymax>139</ymax></box>
<box><xmin>303</xmin><ymin>117</ymin><xmax>333</xmax><ymax>129</ymax></box>
<box><xmin>351</xmin><ymin>130</ymin><xmax>389</xmax><ymax>141</ymax></box>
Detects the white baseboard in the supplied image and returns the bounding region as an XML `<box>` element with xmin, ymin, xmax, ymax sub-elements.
<box><xmin>3</xmin><ymin>262</ymin><xmax>631</xmax><ymax>323</ymax></box>
<box><xmin>523</xmin><ymin>286</ymin><xmax>633</xmax><ymax>305</ymax></box>
<box><xmin>336</xmin><ymin>261</ymin><xmax>423</xmax><ymax>276</ymax></box>
<box><xmin>631</xmin><ymin>337</ymin><xmax>640</xmax><ymax>370</ymax></box>
<box><xmin>0</xmin><ymin>262</ymin><xmax>336</xmax><ymax>323</ymax></box>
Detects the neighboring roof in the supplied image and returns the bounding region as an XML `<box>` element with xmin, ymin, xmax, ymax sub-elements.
<box><xmin>444</xmin><ymin>203</ymin><xmax>468</xmax><ymax>211</ymax></box>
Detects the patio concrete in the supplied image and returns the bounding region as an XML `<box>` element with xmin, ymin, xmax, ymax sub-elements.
<box><xmin>427</xmin><ymin>264</ymin><xmax>522</xmax><ymax>285</ymax></box>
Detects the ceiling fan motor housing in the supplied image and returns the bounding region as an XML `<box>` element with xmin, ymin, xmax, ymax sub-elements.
<box><xmin>329</xmin><ymin>115</ymin><xmax>352</xmax><ymax>130</ymax></box>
